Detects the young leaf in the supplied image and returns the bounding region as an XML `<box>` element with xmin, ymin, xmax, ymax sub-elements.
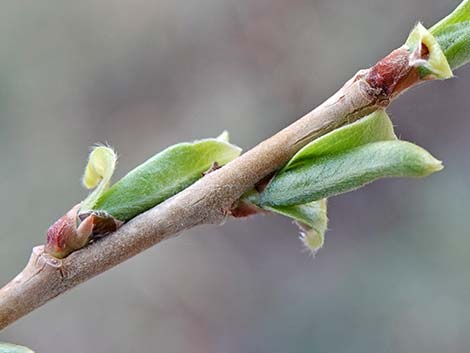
<box><xmin>260</xmin><ymin>140</ymin><xmax>443</xmax><ymax>207</ymax></box>
<box><xmin>430</xmin><ymin>0</ymin><xmax>470</xmax><ymax>70</ymax></box>
<box><xmin>282</xmin><ymin>109</ymin><xmax>396</xmax><ymax>172</ymax></box>
<box><xmin>93</xmin><ymin>136</ymin><xmax>242</xmax><ymax>221</ymax></box>
<box><xmin>80</xmin><ymin>145</ymin><xmax>117</xmax><ymax>212</ymax></box>
<box><xmin>405</xmin><ymin>23</ymin><xmax>453</xmax><ymax>79</ymax></box>
<box><xmin>244</xmin><ymin>110</ymin><xmax>393</xmax><ymax>251</ymax></box>
<box><xmin>0</xmin><ymin>343</ymin><xmax>34</xmax><ymax>353</ymax></box>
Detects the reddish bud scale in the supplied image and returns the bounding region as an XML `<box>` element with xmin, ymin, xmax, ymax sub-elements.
<box><xmin>45</xmin><ymin>204</ymin><xmax>82</xmax><ymax>258</ymax></box>
<box><xmin>45</xmin><ymin>204</ymin><xmax>123</xmax><ymax>258</ymax></box>
<box><xmin>46</xmin><ymin>214</ymin><xmax>69</xmax><ymax>251</ymax></box>
<box><xmin>366</xmin><ymin>47</ymin><xmax>420</xmax><ymax>98</ymax></box>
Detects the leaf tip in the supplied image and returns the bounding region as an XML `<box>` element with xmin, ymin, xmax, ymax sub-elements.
<box><xmin>82</xmin><ymin>145</ymin><xmax>117</xmax><ymax>189</ymax></box>
<box><xmin>413</xmin><ymin>144</ymin><xmax>444</xmax><ymax>175</ymax></box>
<box><xmin>426</xmin><ymin>158</ymin><xmax>444</xmax><ymax>174</ymax></box>
<box><xmin>216</xmin><ymin>130</ymin><xmax>230</xmax><ymax>142</ymax></box>
<box><xmin>298</xmin><ymin>224</ymin><xmax>325</xmax><ymax>256</ymax></box>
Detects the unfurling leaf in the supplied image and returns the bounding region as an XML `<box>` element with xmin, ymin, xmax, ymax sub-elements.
<box><xmin>260</xmin><ymin>140</ymin><xmax>442</xmax><ymax>207</ymax></box>
<box><xmin>405</xmin><ymin>23</ymin><xmax>453</xmax><ymax>79</ymax></box>
<box><xmin>0</xmin><ymin>342</ymin><xmax>35</xmax><ymax>353</ymax></box>
<box><xmin>47</xmin><ymin>143</ymin><xmax>120</xmax><ymax>258</ymax></box>
<box><xmin>81</xmin><ymin>145</ymin><xmax>117</xmax><ymax>212</ymax></box>
<box><xmin>93</xmin><ymin>136</ymin><xmax>242</xmax><ymax>221</ymax></box>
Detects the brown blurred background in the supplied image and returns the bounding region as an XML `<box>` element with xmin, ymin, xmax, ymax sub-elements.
<box><xmin>1</xmin><ymin>0</ymin><xmax>469</xmax><ymax>352</ymax></box>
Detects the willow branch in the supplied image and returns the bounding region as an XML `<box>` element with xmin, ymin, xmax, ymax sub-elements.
<box><xmin>0</xmin><ymin>46</ymin><xmax>429</xmax><ymax>329</ymax></box>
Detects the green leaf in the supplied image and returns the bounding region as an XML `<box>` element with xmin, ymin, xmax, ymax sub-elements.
<box><xmin>260</xmin><ymin>140</ymin><xmax>443</xmax><ymax>207</ymax></box>
<box><xmin>264</xmin><ymin>200</ymin><xmax>328</xmax><ymax>254</ymax></box>
<box><xmin>0</xmin><ymin>342</ymin><xmax>34</xmax><ymax>353</ymax></box>
<box><xmin>80</xmin><ymin>145</ymin><xmax>118</xmax><ymax>212</ymax></box>
<box><xmin>260</xmin><ymin>110</ymin><xmax>442</xmax><ymax>207</ymax></box>
<box><xmin>282</xmin><ymin>109</ymin><xmax>396</xmax><ymax>172</ymax></box>
<box><xmin>430</xmin><ymin>0</ymin><xmax>470</xmax><ymax>70</ymax></box>
<box><xmin>432</xmin><ymin>21</ymin><xmax>470</xmax><ymax>71</ymax></box>
<box><xmin>93</xmin><ymin>136</ymin><xmax>242</xmax><ymax>221</ymax></box>
<box><xmin>251</xmin><ymin>110</ymin><xmax>394</xmax><ymax>250</ymax></box>
<box><xmin>431</xmin><ymin>0</ymin><xmax>470</xmax><ymax>33</ymax></box>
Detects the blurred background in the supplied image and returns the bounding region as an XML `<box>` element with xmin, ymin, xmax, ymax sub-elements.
<box><xmin>0</xmin><ymin>0</ymin><xmax>469</xmax><ymax>352</ymax></box>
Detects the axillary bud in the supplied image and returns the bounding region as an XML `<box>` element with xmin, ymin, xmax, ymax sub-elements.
<box><xmin>45</xmin><ymin>204</ymin><xmax>122</xmax><ymax>259</ymax></box>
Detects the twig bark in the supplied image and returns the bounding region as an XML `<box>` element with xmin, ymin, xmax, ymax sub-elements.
<box><xmin>0</xmin><ymin>46</ymin><xmax>425</xmax><ymax>329</ymax></box>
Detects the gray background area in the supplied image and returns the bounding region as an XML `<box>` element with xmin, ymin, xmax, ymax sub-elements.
<box><xmin>1</xmin><ymin>0</ymin><xmax>469</xmax><ymax>352</ymax></box>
